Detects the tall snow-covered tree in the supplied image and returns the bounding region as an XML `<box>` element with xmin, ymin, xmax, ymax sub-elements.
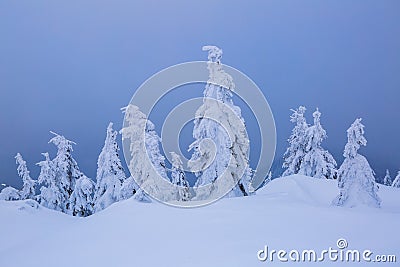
<box><xmin>188</xmin><ymin>45</ymin><xmax>252</xmax><ymax>200</ymax></box>
<box><xmin>332</xmin><ymin>119</ymin><xmax>381</xmax><ymax>208</ymax></box>
<box><xmin>69</xmin><ymin>175</ymin><xmax>94</xmax><ymax>217</ymax></box>
<box><xmin>392</xmin><ymin>171</ymin><xmax>400</xmax><ymax>188</ymax></box>
<box><xmin>121</xmin><ymin>104</ymin><xmax>173</xmax><ymax>202</ymax></box>
<box><xmin>170</xmin><ymin>152</ymin><xmax>190</xmax><ymax>201</ymax></box>
<box><xmin>48</xmin><ymin>132</ymin><xmax>85</xmax><ymax>213</ymax></box>
<box><xmin>282</xmin><ymin>106</ymin><xmax>309</xmax><ymax>176</ymax></box>
<box><xmin>383</xmin><ymin>169</ymin><xmax>392</xmax><ymax>186</ymax></box>
<box><xmin>15</xmin><ymin>153</ymin><xmax>36</xmax><ymax>199</ymax></box>
<box><xmin>93</xmin><ymin>122</ymin><xmax>126</xmax><ymax>212</ymax></box>
<box><xmin>298</xmin><ymin>109</ymin><xmax>337</xmax><ymax>179</ymax></box>
<box><xmin>37</xmin><ymin>152</ymin><xmax>62</xmax><ymax>210</ymax></box>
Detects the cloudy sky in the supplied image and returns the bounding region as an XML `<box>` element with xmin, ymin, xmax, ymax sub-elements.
<box><xmin>1</xmin><ymin>0</ymin><xmax>399</xmax><ymax>187</ymax></box>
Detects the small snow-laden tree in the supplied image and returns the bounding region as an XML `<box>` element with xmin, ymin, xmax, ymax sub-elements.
<box><xmin>121</xmin><ymin>105</ymin><xmax>173</xmax><ymax>202</ymax></box>
<box><xmin>264</xmin><ymin>171</ymin><xmax>272</xmax><ymax>186</ymax></box>
<box><xmin>0</xmin><ymin>186</ymin><xmax>20</xmax><ymax>201</ymax></box>
<box><xmin>93</xmin><ymin>122</ymin><xmax>126</xmax><ymax>212</ymax></box>
<box><xmin>69</xmin><ymin>175</ymin><xmax>94</xmax><ymax>217</ymax></box>
<box><xmin>188</xmin><ymin>45</ymin><xmax>252</xmax><ymax>200</ymax></box>
<box><xmin>392</xmin><ymin>171</ymin><xmax>400</xmax><ymax>188</ymax></box>
<box><xmin>120</xmin><ymin>176</ymin><xmax>151</xmax><ymax>202</ymax></box>
<box><xmin>170</xmin><ymin>152</ymin><xmax>190</xmax><ymax>201</ymax></box>
<box><xmin>15</xmin><ymin>153</ymin><xmax>36</xmax><ymax>200</ymax></box>
<box><xmin>282</xmin><ymin>106</ymin><xmax>309</xmax><ymax>177</ymax></box>
<box><xmin>299</xmin><ymin>109</ymin><xmax>337</xmax><ymax>179</ymax></box>
<box><xmin>119</xmin><ymin>176</ymin><xmax>138</xmax><ymax>200</ymax></box>
<box><xmin>49</xmin><ymin>132</ymin><xmax>85</xmax><ymax>214</ymax></box>
<box><xmin>37</xmin><ymin>152</ymin><xmax>63</xmax><ymax>211</ymax></box>
<box><xmin>333</xmin><ymin>119</ymin><xmax>381</xmax><ymax>208</ymax></box>
<box><xmin>383</xmin><ymin>169</ymin><xmax>392</xmax><ymax>186</ymax></box>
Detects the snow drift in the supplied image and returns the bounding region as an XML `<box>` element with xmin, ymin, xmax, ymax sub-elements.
<box><xmin>0</xmin><ymin>175</ymin><xmax>399</xmax><ymax>267</ymax></box>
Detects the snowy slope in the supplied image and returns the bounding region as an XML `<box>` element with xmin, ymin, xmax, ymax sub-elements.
<box><xmin>0</xmin><ymin>175</ymin><xmax>399</xmax><ymax>267</ymax></box>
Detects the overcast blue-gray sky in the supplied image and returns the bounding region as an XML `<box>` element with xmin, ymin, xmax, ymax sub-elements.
<box><xmin>1</xmin><ymin>0</ymin><xmax>399</xmax><ymax>188</ymax></box>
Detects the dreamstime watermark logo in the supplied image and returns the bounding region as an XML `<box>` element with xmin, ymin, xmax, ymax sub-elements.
<box><xmin>257</xmin><ymin>238</ymin><xmax>397</xmax><ymax>263</ymax></box>
<box><xmin>121</xmin><ymin>46</ymin><xmax>276</xmax><ymax>207</ymax></box>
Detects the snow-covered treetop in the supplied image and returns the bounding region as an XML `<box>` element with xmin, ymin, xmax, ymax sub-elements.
<box><xmin>121</xmin><ymin>105</ymin><xmax>147</xmax><ymax>138</ymax></box>
<box><xmin>37</xmin><ymin>152</ymin><xmax>53</xmax><ymax>185</ymax></box>
<box><xmin>305</xmin><ymin>108</ymin><xmax>327</xmax><ymax>149</ymax></box>
<box><xmin>202</xmin><ymin>45</ymin><xmax>234</xmax><ymax>91</ymax></box>
<box><xmin>15</xmin><ymin>153</ymin><xmax>31</xmax><ymax>180</ymax></box>
<box><xmin>49</xmin><ymin>131</ymin><xmax>76</xmax><ymax>154</ymax></box>
<box><xmin>170</xmin><ymin>152</ymin><xmax>183</xmax><ymax>170</ymax></box>
<box><xmin>344</xmin><ymin>118</ymin><xmax>367</xmax><ymax>158</ymax></box>
<box><xmin>15</xmin><ymin>153</ymin><xmax>36</xmax><ymax>199</ymax></box>
<box><xmin>313</xmin><ymin>108</ymin><xmax>321</xmax><ymax>125</ymax></box>
<box><xmin>202</xmin><ymin>45</ymin><xmax>222</xmax><ymax>63</ymax></box>
<box><xmin>290</xmin><ymin>106</ymin><xmax>307</xmax><ymax>125</ymax></box>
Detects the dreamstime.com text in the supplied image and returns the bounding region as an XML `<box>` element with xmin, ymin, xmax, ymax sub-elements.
<box><xmin>257</xmin><ymin>238</ymin><xmax>396</xmax><ymax>263</ymax></box>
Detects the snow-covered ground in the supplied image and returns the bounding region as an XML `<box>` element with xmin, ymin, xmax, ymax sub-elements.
<box><xmin>0</xmin><ymin>175</ymin><xmax>399</xmax><ymax>267</ymax></box>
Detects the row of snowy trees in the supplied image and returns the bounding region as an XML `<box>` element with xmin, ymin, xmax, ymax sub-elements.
<box><xmin>0</xmin><ymin>45</ymin><xmax>255</xmax><ymax>213</ymax></box>
<box><xmin>0</xmin><ymin>121</ymin><xmax>192</xmax><ymax>216</ymax></box>
<box><xmin>282</xmin><ymin>106</ymin><xmax>399</xmax><ymax>208</ymax></box>
<box><xmin>282</xmin><ymin>106</ymin><xmax>400</xmax><ymax>186</ymax></box>
<box><xmin>282</xmin><ymin>106</ymin><xmax>337</xmax><ymax>179</ymax></box>
<box><xmin>382</xmin><ymin>169</ymin><xmax>400</xmax><ymax>187</ymax></box>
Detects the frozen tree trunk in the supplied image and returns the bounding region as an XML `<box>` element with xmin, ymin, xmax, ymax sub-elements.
<box><xmin>332</xmin><ymin>119</ymin><xmax>381</xmax><ymax>208</ymax></box>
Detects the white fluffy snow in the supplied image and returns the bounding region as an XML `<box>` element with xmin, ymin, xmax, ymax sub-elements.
<box><xmin>0</xmin><ymin>175</ymin><xmax>399</xmax><ymax>267</ymax></box>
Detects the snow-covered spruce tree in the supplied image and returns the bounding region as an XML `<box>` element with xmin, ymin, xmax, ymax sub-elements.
<box><xmin>392</xmin><ymin>171</ymin><xmax>400</xmax><ymax>188</ymax></box>
<box><xmin>69</xmin><ymin>175</ymin><xmax>94</xmax><ymax>217</ymax></box>
<box><xmin>170</xmin><ymin>152</ymin><xmax>190</xmax><ymax>201</ymax></box>
<box><xmin>383</xmin><ymin>169</ymin><xmax>392</xmax><ymax>186</ymax></box>
<box><xmin>37</xmin><ymin>152</ymin><xmax>63</xmax><ymax>210</ymax></box>
<box><xmin>48</xmin><ymin>132</ymin><xmax>85</xmax><ymax>214</ymax></box>
<box><xmin>188</xmin><ymin>45</ymin><xmax>252</xmax><ymax>199</ymax></box>
<box><xmin>298</xmin><ymin>109</ymin><xmax>337</xmax><ymax>179</ymax></box>
<box><xmin>0</xmin><ymin>186</ymin><xmax>20</xmax><ymax>201</ymax></box>
<box><xmin>15</xmin><ymin>153</ymin><xmax>36</xmax><ymax>199</ymax></box>
<box><xmin>332</xmin><ymin>119</ymin><xmax>381</xmax><ymax>208</ymax></box>
<box><xmin>93</xmin><ymin>122</ymin><xmax>126</xmax><ymax>212</ymax></box>
<box><xmin>263</xmin><ymin>171</ymin><xmax>272</xmax><ymax>186</ymax></box>
<box><xmin>282</xmin><ymin>106</ymin><xmax>309</xmax><ymax>177</ymax></box>
<box><xmin>121</xmin><ymin>104</ymin><xmax>173</xmax><ymax>202</ymax></box>
<box><xmin>120</xmin><ymin>176</ymin><xmax>150</xmax><ymax>202</ymax></box>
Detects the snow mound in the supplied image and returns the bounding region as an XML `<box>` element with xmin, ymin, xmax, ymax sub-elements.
<box><xmin>0</xmin><ymin>175</ymin><xmax>399</xmax><ymax>267</ymax></box>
